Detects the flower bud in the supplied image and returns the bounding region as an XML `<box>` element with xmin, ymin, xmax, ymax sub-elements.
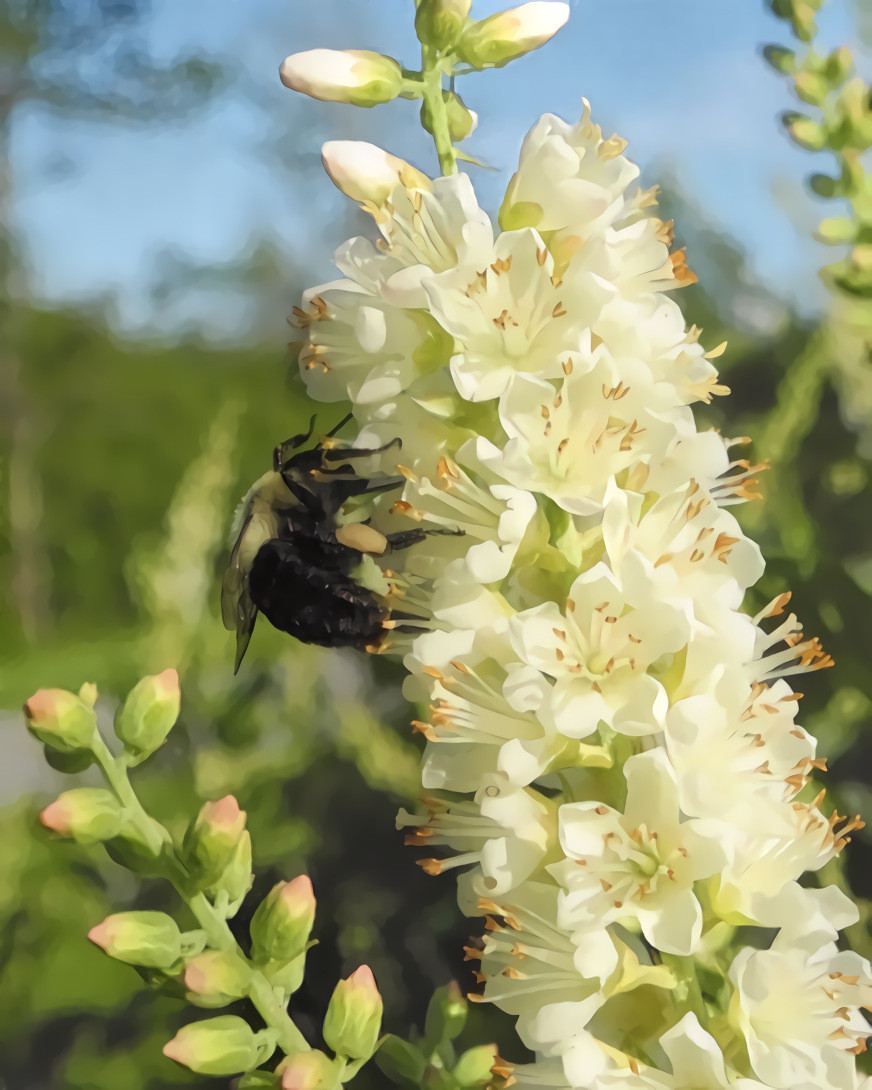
<box><xmin>453</xmin><ymin>1043</ymin><xmax>498</xmax><ymax>1086</ymax></box>
<box><xmin>183</xmin><ymin>795</ymin><xmax>249</xmax><ymax>888</ymax></box>
<box><xmin>40</xmin><ymin>788</ymin><xmax>124</xmax><ymax>844</ymax></box>
<box><xmin>279</xmin><ymin>49</ymin><xmax>402</xmax><ymax>108</ymax></box>
<box><xmin>415</xmin><ymin>0</ymin><xmax>472</xmax><ymax>49</ymax></box>
<box><xmin>424</xmin><ymin>980</ymin><xmax>467</xmax><ymax>1047</ymax></box>
<box><xmin>280</xmin><ymin>1050</ymin><xmax>337</xmax><ymax>1090</ymax></box>
<box><xmin>783</xmin><ymin>111</ymin><xmax>827</xmax><ymax>150</ymax></box>
<box><xmin>322</xmin><ymin>965</ymin><xmax>383</xmax><ymax>1061</ymax></box>
<box><xmin>88</xmin><ymin>911</ymin><xmax>182</xmax><ymax>970</ymax></box>
<box><xmin>456</xmin><ymin>2</ymin><xmax>569</xmax><ymax>69</ymax></box>
<box><xmin>420</xmin><ymin>91</ymin><xmax>477</xmax><ymax>143</ymax></box>
<box><xmin>24</xmin><ymin>688</ymin><xmax>98</xmax><ymax>753</ymax></box>
<box><xmin>250</xmin><ymin>875</ymin><xmax>316</xmax><ymax>966</ymax></box>
<box><xmin>162</xmin><ymin>1016</ymin><xmax>263</xmax><ymax>1076</ymax></box>
<box><xmin>219</xmin><ymin>832</ymin><xmax>254</xmax><ymax>905</ymax></box>
<box><xmin>321</xmin><ymin>141</ymin><xmax>429</xmax><ymax>205</ymax></box>
<box><xmin>184</xmin><ymin>950</ymin><xmax>251</xmax><ymax>1007</ymax></box>
<box><xmin>114</xmin><ymin>668</ymin><xmax>180</xmax><ymax>757</ymax></box>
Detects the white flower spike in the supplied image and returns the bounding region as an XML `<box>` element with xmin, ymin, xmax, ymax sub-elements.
<box><xmin>296</xmin><ymin>102</ymin><xmax>867</xmax><ymax>1086</ymax></box>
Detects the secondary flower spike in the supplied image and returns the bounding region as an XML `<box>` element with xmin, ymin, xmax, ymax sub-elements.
<box><xmin>293</xmin><ymin>102</ymin><xmax>868</xmax><ymax>1086</ymax></box>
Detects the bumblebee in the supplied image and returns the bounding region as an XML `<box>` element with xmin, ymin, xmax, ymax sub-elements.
<box><xmin>222</xmin><ymin>415</ymin><xmax>437</xmax><ymax>672</ymax></box>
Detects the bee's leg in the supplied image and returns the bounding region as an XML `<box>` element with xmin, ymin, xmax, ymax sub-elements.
<box><xmin>326</xmin><ymin>412</ymin><xmax>354</xmax><ymax>438</ymax></box>
<box><xmin>316</xmin><ymin>474</ymin><xmax>405</xmax><ymax>518</ymax></box>
<box><xmin>385</xmin><ymin>527</ymin><xmax>465</xmax><ymax>552</ymax></box>
<box><xmin>320</xmin><ymin>437</ymin><xmax>402</xmax><ymax>465</ymax></box>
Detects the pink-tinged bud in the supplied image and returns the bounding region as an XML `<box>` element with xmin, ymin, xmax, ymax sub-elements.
<box><xmin>24</xmin><ymin>688</ymin><xmax>98</xmax><ymax>753</ymax></box>
<box><xmin>184</xmin><ymin>795</ymin><xmax>245</xmax><ymax>876</ymax></box>
<box><xmin>457</xmin><ymin>2</ymin><xmax>569</xmax><ymax>69</ymax></box>
<box><xmin>114</xmin><ymin>668</ymin><xmax>181</xmax><ymax>757</ymax></box>
<box><xmin>321</xmin><ymin>141</ymin><xmax>430</xmax><ymax>206</ymax></box>
<box><xmin>88</xmin><ymin>911</ymin><xmax>182</xmax><ymax>969</ymax></box>
<box><xmin>280</xmin><ymin>1050</ymin><xmax>336</xmax><ymax>1090</ymax></box>
<box><xmin>40</xmin><ymin>788</ymin><xmax>123</xmax><ymax>844</ymax></box>
<box><xmin>279</xmin><ymin>49</ymin><xmax>402</xmax><ymax>108</ymax></box>
<box><xmin>322</xmin><ymin>965</ymin><xmax>383</xmax><ymax>1061</ymax></box>
<box><xmin>184</xmin><ymin>950</ymin><xmax>251</xmax><ymax>1007</ymax></box>
<box><xmin>162</xmin><ymin>1016</ymin><xmax>263</xmax><ymax>1076</ymax></box>
<box><xmin>250</xmin><ymin>875</ymin><xmax>317</xmax><ymax>967</ymax></box>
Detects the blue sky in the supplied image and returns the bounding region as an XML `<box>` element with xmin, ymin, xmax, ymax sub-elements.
<box><xmin>12</xmin><ymin>0</ymin><xmax>870</xmax><ymax>338</ymax></box>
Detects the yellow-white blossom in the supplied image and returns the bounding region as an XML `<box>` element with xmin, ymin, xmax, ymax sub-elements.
<box><xmin>295</xmin><ymin>101</ymin><xmax>867</xmax><ymax>1087</ymax></box>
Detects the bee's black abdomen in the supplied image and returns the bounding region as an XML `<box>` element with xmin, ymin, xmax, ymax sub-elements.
<box><xmin>248</xmin><ymin>538</ymin><xmax>385</xmax><ymax>649</ymax></box>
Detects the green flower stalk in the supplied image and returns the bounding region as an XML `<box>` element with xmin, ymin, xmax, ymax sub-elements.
<box><xmin>23</xmin><ymin>674</ymin><xmax>384</xmax><ymax>1087</ymax></box>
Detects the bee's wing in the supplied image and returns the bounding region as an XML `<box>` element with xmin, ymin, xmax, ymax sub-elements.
<box><xmin>221</xmin><ymin>512</ymin><xmax>253</xmax><ymax>631</ymax></box>
<box><xmin>233</xmin><ymin>595</ymin><xmax>258</xmax><ymax>674</ymax></box>
<box><xmin>221</xmin><ymin>512</ymin><xmax>261</xmax><ymax>673</ymax></box>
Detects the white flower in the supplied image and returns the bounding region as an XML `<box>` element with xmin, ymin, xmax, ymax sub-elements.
<box><xmin>509</xmin><ymin>562</ymin><xmax>687</xmax><ymax>738</ymax></box>
<box><xmin>729</xmin><ymin>939</ymin><xmax>872</xmax><ymax>1089</ymax></box>
<box><xmin>424</xmin><ymin>227</ymin><xmax>602</xmax><ymax>401</ymax></box>
<box><xmin>481</xmin><ymin>357</ymin><xmax>692</xmax><ymax>516</ymax></box>
<box><xmin>337</xmin><ymin>171</ymin><xmax>494</xmax><ymax>309</ymax></box>
<box><xmin>593</xmin><ymin>293</ymin><xmax>730</xmax><ymax>407</ymax></box>
<box><xmin>473</xmin><ymin>882</ymin><xmax>613</xmax><ymax>1021</ymax></box>
<box><xmin>394</xmin><ymin>441</ymin><xmax>538</xmax><ymax>583</ymax></box>
<box><xmin>500</xmin><ymin>103</ymin><xmax>640</xmax><ymax>236</ymax></box>
<box><xmin>600</xmin><ymin>479</ymin><xmax>764</xmax><ymax>618</ymax></box>
<box><xmin>403</xmin><ymin>633</ymin><xmax>570</xmax><ymax>792</ymax></box>
<box><xmin>295</xmin><ymin>281</ymin><xmax>450</xmax><ymax>405</ymax></box>
<box><xmin>552</xmin><ymin>750</ymin><xmax>727</xmax><ymax>955</ymax></box>
<box><xmin>664</xmin><ymin>678</ymin><xmax>816</xmax><ymax>828</ymax></box>
<box><xmin>397</xmin><ymin>773</ymin><xmax>554</xmax><ymax>898</ymax></box>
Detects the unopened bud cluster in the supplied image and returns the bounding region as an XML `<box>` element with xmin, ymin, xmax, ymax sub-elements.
<box><xmin>278</xmin><ymin>0</ymin><xmax>569</xmax><ymax>128</ymax></box>
<box><xmin>24</xmin><ymin>670</ymin><xmax>384</xmax><ymax>1085</ymax></box>
<box><xmin>292</xmin><ymin>78</ymin><xmax>871</xmax><ymax>1090</ymax></box>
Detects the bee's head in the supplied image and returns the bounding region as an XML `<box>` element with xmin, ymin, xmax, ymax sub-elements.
<box><xmin>273</xmin><ymin>414</ymin><xmax>317</xmax><ymax>471</ymax></box>
<box><xmin>273</xmin><ymin>413</ymin><xmax>354</xmax><ymax>472</ymax></box>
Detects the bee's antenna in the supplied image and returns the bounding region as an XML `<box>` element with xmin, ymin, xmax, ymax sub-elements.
<box><xmin>275</xmin><ymin>414</ymin><xmax>318</xmax><ymax>469</ymax></box>
<box><xmin>327</xmin><ymin>412</ymin><xmax>354</xmax><ymax>438</ymax></box>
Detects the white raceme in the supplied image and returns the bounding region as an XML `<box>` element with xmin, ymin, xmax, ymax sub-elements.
<box><xmin>295</xmin><ymin>103</ymin><xmax>869</xmax><ymax>1088</ymax></box>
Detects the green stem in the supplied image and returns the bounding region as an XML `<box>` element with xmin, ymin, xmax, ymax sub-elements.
<box><xmin>91</xmin><ymin>736</ymin><xmax>309</xmax><ymax>1058</ymax></box>
<box><xmin>660</xmin><ymin>953</ymin><xmax>708</xmax><ymax>1026</ymax></box>
<box><xmin>420</xmin><ymin>47</ymin><xmax>457</xmax><ymax>176</ymax></box>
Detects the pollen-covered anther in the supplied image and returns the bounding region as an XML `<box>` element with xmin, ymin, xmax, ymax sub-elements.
<box><xmin>418</xmin><ymin>858</ymin><xmax>446</xmax><ymax>875</ymax></box>
<box><xmin>713</xmin><ymin>457</ymin><xmax>770</xmax><ymax>504</ymax></box>
<box><xmin>493</xmin><ymin>309</ymin><xmax>518</xmax><ymax>331</ymax></box>
<box><xmin>389</xmin><ymin>499</ymin><xmax>425</xmax><ymax>521</ymax></box>
<box><xmin>490</xmin><ymin>1053</ymin><xmax>514</xmax><ymax>1082</ymax></box>
<box><xmin>603</xmin><ymin>381</ymin><xmax>631</xmax><ymax>400</ymax></box>
<box><xmin>599</xmin><ymin>133</ymin><xmax>628</xmax><ymax>160</ymax></box>
<box><xmin>669</xmin><ymin>247</ymin><xmax>698</xmax><ymax>286</ymax></box>
<box><xmin>290</xmin><ymin>295</ymin><xmax>329</xmax><ymax>328</ymax></box>
<box><xmin>690</xmin><ymin>374</ymin><xmax>731</xmax><ymax>404</ymax></box>
<box><xmin>436</xmin><ymin>456</ymin><xmax>461</xmax><ymax>481</ymax></box>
